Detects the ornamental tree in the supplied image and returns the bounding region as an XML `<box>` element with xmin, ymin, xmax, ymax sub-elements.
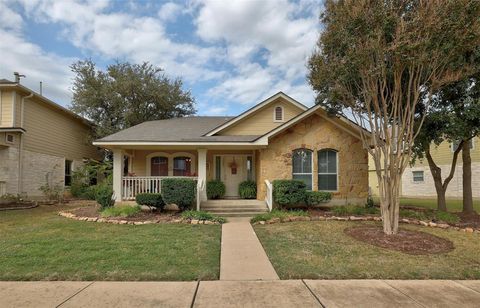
<box><xmin>308</xmin><ymin>0</ymin><xmax>480</xmax><ymax>234</ymax></box>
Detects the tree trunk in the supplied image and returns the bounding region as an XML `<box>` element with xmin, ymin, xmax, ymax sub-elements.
<box><xmin>462</xmin><ymin>141</ymin><xmax>474</xmax><ymax>214</ymax></box>
<box><xmin>378</xmin><ymin>172</ymin><xmax>401</xmax><ymax>235</ymax></box>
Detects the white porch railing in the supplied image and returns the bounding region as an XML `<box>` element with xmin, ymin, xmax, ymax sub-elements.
<box><xmin>264</xmin><ymin>179</ymin><xmax>273</xmax><ymax>212</ymax></box>
<box><xmin>122</xmin><ymin>176</ymin><xmax>197</xmax><ymax>200</ymax></box>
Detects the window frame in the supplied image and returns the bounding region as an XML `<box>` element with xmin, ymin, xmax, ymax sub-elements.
<box><xmin>412</xmin><ymin>170</ymin><xmax>424</xmax><ymax>183</ymax></box>
<box><xmin>317</xmin><ymin>149</ymin><xmax>339</xmax><ymax>192</ymax></box>
<box><xmin>273</xmin><ymin>106</ymin><xmax>284</xmax><ymax>122</ymax></box>
<box><xmin>292</xmin><ymin>148</ymin><xmax>313</xmax><ymax>190</ymax></box>
<box><xmin>173</xmin><ymin>156</ymin><xmax>192</xmax><ymax>176</ymax></box>
<box><xmin>451</xmin><ymin>139</ymin><xmax>475</xmax><ymax>152</ymax></box>
<box><xmin>64</xmin><ymin>159</ymin><xmax>73</xmax><ymax>187</ymax></box>
<box><xmin>5</xmin><ymin>133</ymin><xmax>14</xmax><ymax>144</ymax></box>
<box><xmin>151</xmin><ymin>156</ymin><xmax>169</xmax><ymax>176</ymax></box>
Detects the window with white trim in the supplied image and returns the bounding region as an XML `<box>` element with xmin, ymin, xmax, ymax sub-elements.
<box><xmin>5</xmin><ymin>134</ymin><xmax>14</xmax><ymax>144</ymax></box>
<box><xmin>412</xmin><ymin>171</ymin><xmax>424</xmax><ymax>182</ymax></box>
<box><xmin>151</xmin><ymin>156</ymin><xmax>168</xmax><ymax>176</ymax></box>
<box><xmin>173</xmin><ymin>156</ymin><xmax>192</xmax><ymax>176</ymax></box>
<box><xmin>64</xmin><ymin>160</ymin><xmax>73</xmax><ymax>187</ymax></box>
<box><xmin>274</xmin><ymin>106</ymin><xmax>284</xmax><ymax>122</ymax></box>
<box><xmin>292</xmin><ymin>149</ymin><xmax>313</xmax><ymax>190</ymax></box>
<box><xmin>318</xmin><ymin>149</ymin><xmax>338</xmax><ymax>191</ymax></box>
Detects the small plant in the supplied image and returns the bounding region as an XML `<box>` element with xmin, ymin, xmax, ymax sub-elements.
<box><xmin>305</xmin><ymin>191</ymin><xmax>332</xmax><ymax>206</ymax></box>
<box><xmin>39</xmin><ymin>183</ymin><xmax>64</xmax><ymax>203</ymax></box>
<box><xmin>101</xmin><ymin>205</ymin><xmax>141</xmax><ymax>218</ymax></box>
<box><xmin>435</xmin><ymin>211</ymin><xmax>460</xmax><ymax>224</ymax></box>
<box><xmin>135</xmin><ymin>193</ymin><xmax>165</xmax><ymax>211</ymax></box>
<box><xmin>181</xmin><ymin>210</ymin><xmax>226</xmax><ymax>223</ymax></box>
<box><xmin>239</xmin><ymin>181</ymin><xmax>257</xmax><ymax>199</ymax></box>
<box><xmin>82</xmin><ymin>185</ymin><xmax>98</xmax><ymax>200</ymax></box>
<box><xmin>251</xmin><ymin>209</ymin><xmax>308</xmax><ymax>223</ymax></box>
<box><xmin>365</xmin><ymin>196</ymin><xmax>375</xmax><ymax>208</ymax></box>
<box><xmin>206</xmin><ymin>180</ymin><xmax>225</xmax><ymax>199</ymax></box>
<box><xmin>95</xmin><ymin>184</ymin><xmax>115</xmax><ymax>210</ymax></box>
<box><xmin>272</xmin><ymin>180</ymin><xmax>307</xmax><ymax>208</ymax></box>
<box><xmin>161</xmin><ymin>178</ymin><xmax>196</xmax><ymax>210</ymax></box>
<box><xmin>0</xmin><ymin>193</ymin><xmax>25</xmax><ymax>203</ymax></box>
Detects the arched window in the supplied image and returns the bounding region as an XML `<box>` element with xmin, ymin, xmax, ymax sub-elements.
<box><xmin>318</xmin><ymin>149</ymin><xmax>338</xmax><ymax>191</ymax></box>
<box><xmin>292</xmin><ymin>149</ymin><xmax>313</xmax><ymax>190</ymax></box>
<box><xmin>151</xmin><ymin>156</ymin><xmax>168</xmax><ymax>176</ymax></box>
<box><xmin>274</xmin><ymin>106</ymin><xmax>284</xmax><ymax>122</ymax></box>
<box><xmin>173</xmin><ymin>156</ymin><xmax>192</xmax><ymax>176</ymax></box>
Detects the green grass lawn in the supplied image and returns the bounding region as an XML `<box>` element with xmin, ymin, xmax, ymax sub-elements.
<box><xmin>254</xmin><ymin>221</ymin><xmax>480</xmax><ymax>279</ymax></box>
<box><xmin>372</xmin><ymin>197</ymin><xmax>480</xmax><ymax>212</ymax></box>
<box><xmin>0</xmin><ymin>205</ymin><xmax>221</xmax><ymax>281</ymax></box>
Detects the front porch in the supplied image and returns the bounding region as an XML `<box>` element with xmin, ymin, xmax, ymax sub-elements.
<box><xmin>112</xmin><ymin>147</ymin><xmax>271</xmax><ymax>211</ymax></box>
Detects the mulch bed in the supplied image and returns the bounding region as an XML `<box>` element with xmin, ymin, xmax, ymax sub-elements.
<box><xmin>457</xmin><ymin>212</ymin><xmax>480</xmax><ymax>229</ymax></box>
<box><xmin>70</xmin><ymin>206</ymin><xmax>181</xmax><ymax>222</ymax></box>
<box><xmin>344</xmin><ymin>226</ymin><xmax>454</xmax><ymax>255</ymax></box>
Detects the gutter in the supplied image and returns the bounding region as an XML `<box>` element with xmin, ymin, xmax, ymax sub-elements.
<box><xmin>17</xmin><ymin>91</ymin><xmax>33</xmax><ymax>194</ymax></box>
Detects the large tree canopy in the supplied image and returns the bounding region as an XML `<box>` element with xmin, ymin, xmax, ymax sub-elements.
<box><xmin>308</xmin><ymin>0</ymin><xmax>480</xmax><ymax>234</ymax></box>
<box><xmin>70</xmin><ymin>60</ymin><xmax>196</xmax><ymax>138</ymax></box>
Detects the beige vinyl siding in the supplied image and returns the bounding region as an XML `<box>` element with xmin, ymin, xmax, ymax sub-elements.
<box><xmin>415</xmin><ymin>137</ymin><xmax>480</xmax><ymax>165</ymax></box>
<box><xmin>218</xmin><ymin>98</ymin><xmax>304</xmax><ymax>136</ymax></box>
<box><xmin>0</xmin><ymin>91</ymin><xmax>14</xmax><ymax>127</ymax></box>
<box><xmin>14</xmin><ymin>92</ymin><xmax>22</xmax><ymax>127</ymax></box>
<box><xmin>22</xmin><ymin>97</ymin><xmax>99</xmax><ymax>160</ymax></box>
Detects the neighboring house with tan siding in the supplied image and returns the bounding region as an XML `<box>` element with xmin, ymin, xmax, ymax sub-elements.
<box><xmin>93</xmin><ymin>92</ymin><xmax>369</xmax><ymax>211</ymax></box>
<box><xmin>368</xmin><ymin>137</ymin><xmax>480</xmax><ymax>199</ymax></box>
<box><xmin>0</xmin><ymin>78</ymin><xmax>101</xmax><ymax>198</ymax></box>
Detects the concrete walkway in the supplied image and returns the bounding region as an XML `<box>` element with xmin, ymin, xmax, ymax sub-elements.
<box><xmin>2</xmin><ymin>280</ymin><xmax>480</xmax><ymax>307</ymax></box>
<box><xmin>220</xmin><ymin>217</ymin><xmax>279</xmax><ymax>280</ymax></box>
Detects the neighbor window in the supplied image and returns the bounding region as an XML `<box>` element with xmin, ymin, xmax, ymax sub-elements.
<box><xmin>292</xmin><ymin>149</ymin><xmax>313</xmax><ymax>190</ymax></box>
<box><xmin>318</xmin><ymin>149</ymin><xmax>338</xmax><ymax>191</ymax></box>
<box><xmin>412</xmin><ymin>171</ymin><xmax>424</xmax><ymax>182</ymax></box>
<box><xmin>173</xmin><ymin>157</ymin><xmax>191</xmax><ymax>176</ymax></box>
<box><xmin>452</xmin><ymin>139</ymin><xmax>474</xmax><ymax>152</ymax></box>
<box><xmin>64</xmin><ymin>160</ymin><xmax>72</xmax><ymax>186</ymax></box>
<box><xmin>151</xmin><ymin>156</ymin><xmax>168</xmax><ymax>176</ymax></box>
<box><xmin>274</xmin><ymin>106</ymin><xmax>284</xmax><ymax>122</ymax></box>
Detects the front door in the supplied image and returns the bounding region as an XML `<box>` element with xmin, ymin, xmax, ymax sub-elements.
<box><xmin>222</xmin><ymin>155</ymin><xmax>247</xmax><ymax>198</ymax></box>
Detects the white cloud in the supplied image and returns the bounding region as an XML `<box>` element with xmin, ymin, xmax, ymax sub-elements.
<box><xmin>195</xmin><ymin>0</ymin><xmax>320</xmax><ymax>106</ymax></box>
<box><xmin>158</xmin><ymin>2</ymin><xmax>182</xmax><ymax>22</ymax></box>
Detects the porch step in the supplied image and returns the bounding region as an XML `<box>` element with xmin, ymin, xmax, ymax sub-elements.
<box><xmin>201</xmin><ymin>199</ymin><xmax>268</xmax><ymax>217</ymax></box>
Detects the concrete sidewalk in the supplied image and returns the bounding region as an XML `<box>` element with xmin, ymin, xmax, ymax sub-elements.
<box><xmin>2</xmin><ymin>280</ymin><xmax>480</xmax><ymax>308</ymax></box>
<box><xmin>220</xmin><ymin>217</ymin><xmax>279</xmax><ymax>281</ymax></box>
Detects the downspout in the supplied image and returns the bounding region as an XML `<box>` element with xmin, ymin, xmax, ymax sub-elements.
<box><xmin>17</xmin><ymin>91</ymin><xmax>34</xmax><ymax>194</ymax></box>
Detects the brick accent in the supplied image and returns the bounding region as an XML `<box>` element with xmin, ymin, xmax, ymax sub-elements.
<box><xmin>256</xmin><ymin>114</ymin><xmax>368</xmax><ymax>205</ymax></box>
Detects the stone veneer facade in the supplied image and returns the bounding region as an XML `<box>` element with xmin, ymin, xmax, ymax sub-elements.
<box><xmin>256</xmin><ymin>113</ymin><xmax>369</xmax><ymax>205</ymax></box>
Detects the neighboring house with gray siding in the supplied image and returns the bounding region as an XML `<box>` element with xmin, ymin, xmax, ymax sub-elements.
<box><xmin>0</xmin><ymin>78</ymin><xmax>101</xmax><ymax>198</ymax></box>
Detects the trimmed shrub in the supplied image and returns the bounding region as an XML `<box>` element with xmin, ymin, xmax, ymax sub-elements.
<box><xmin>82</xmin><ymin>185</ymin><xmax>98</xmax><ymax>200</ymax></box>
<box><xmin>101</xmin><ymin>205</ymin><xmax>141</xmax><ymax>217</ymax></box>
<box><xmin>206</xmin><ymin>180</ymin><xmax>225</xmax><ymax>199</ymax></box>
<box><xmin>305</xmin><ymin>191</ymin><xmax>332</xmax><ymax>206</ymax></box>
<box><xmin>181</xmin><ymin>210</ymin><xmax>226</xmax><ymax>224</ymax></box>
<box><xmin>239</xmin><ymin>181</ymin><xmax>257</xmax><ymax>199</ymax></box>
<box><xmin>161</xmin><ymin>178</ymin><xmax>196</xmax><ymax>210</ymax></box>
<box><xmin>135</xmin><ymin>193</ymin><xmax>165</xmax><ymax>211</ymax></box>
<box><xmin>272</xmin><ymin>180</ymin><xmax>307</xmax><ymax>208</ymax></box>
<box><xmin>95</xmin><ymin>184</ymin><xmax>115</xmax><ymax>210</ymax></box>
<box><xmin>365</xmin><ymin>196</ymin><xmax>375</xmax><ymax>208</ymax></box>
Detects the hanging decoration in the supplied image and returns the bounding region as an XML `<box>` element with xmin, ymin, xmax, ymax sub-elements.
<box><xmin>229</xmin><ymin>156</ymin><xmax>238</xmax><ymax>174</ymax></box>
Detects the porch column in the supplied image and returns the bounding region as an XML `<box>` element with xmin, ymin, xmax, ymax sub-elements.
<box><xmin>112</xmin><ymin>149</ymin><xmax>124</xmax><ymax>202</ymax></box>
<box><xmin>197</xmin><ymin>148</ymin><xmax>207</xmax><ymax>201</ymax></box>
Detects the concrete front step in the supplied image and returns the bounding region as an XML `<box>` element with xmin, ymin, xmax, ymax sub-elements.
<box><xmin>201</xmin><ymin>199</ymin><xmax>268</xmax><ymax>217</ymax></box>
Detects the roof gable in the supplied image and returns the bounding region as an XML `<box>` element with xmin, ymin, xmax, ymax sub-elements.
<box><xmin>204</xmin><ymin>92</ymin><xmax>308</xmax><ymax>136</ymax></box>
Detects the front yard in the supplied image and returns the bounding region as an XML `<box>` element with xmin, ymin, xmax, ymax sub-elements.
<box><xmin>390</xmin><ymin>197</ymin><xmax>480</xmax><ymax>212</ymax></box>
<box><xmin>0</xmin><ymin>204</ymin><xmax>221</xmax><ymax>281</ymax></box>
<box><xmin>254</xmin><ymin>221</ymin><xmax>480</xmax><ymax>280</ymax></box>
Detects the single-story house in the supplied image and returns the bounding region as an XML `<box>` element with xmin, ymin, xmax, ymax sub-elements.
<box><xmin>93</xmin><ymin>92</ymin><xmax>368</xmax><ymax>211</ymax></box>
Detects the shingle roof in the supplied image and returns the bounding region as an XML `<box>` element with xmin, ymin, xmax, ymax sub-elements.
<box><xmin>0</xmin><ymin>79</ymin><xmax>16</xmax><ymax>84</ymax></box>
<box><xmin>96</xmin><ymin>116</ymin><xmax>262</xmax><ymax>143</ymax></box>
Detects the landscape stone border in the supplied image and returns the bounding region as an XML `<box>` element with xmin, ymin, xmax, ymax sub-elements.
<box><xmin>252</xmin><ymin>215</ymin><xmax>480</xmax><ymax>233</ymax></box>
<box><xmin>58</xmin><ymin>211</ymin><xmax>221</xmax><ymax>225</ymax></box>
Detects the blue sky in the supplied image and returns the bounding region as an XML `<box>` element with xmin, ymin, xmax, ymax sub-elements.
<box><xmin>0</xmin><ymin>0</ymin><xmax>322</xmax><ymax>116</ymax></box>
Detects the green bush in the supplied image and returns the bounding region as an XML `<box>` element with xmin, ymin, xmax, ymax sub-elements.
<box><xmin>181</xmin><ymin>210</ymin><xmax>226</xmax><ymax>224</ymax></box>
<box><xmin>95</xmin><ymin>184</ymin><xmax>115</xmax><ymax>210</ymax></box>
<box><xmin>239</xmin><ymin>181</ymin><xmax>257</xmax><ymax>199</ymax></box>
<box><xmin>101</xmin><ymin>205</ymin><xmax>141</xmax><ymax>218</ymax></box>
<box><xmin>365</xmin><ymin>196</ymin><xmax>375</xmax><ymax>208</ymax></box>
<box><xmin>161</xmin><ymin>178</ymin><xmax>196</xmax><ymax>210</ymax></box>
<box><xmin>272</xmin><ymin>180</ymin><xmax>307</xmax><ymax>208</ymax></box>
<box><xmin>81</xmin><ymin>186</ymin><xmax>98</xmax><ymax>200</ymax></box>
<box><xmin>305</xmin><ymin>191</ymin><xmax>332</xmax><ymax>206</ymax></box>
<box><xmin>135</xmin><ymin>193</ymin><xmax>165</xmax><ymax>211</ymax></box>
<box><xmin>206</xmin><ymin>180</ymin><xmax>225</xmax><ymax>199</ymax></box>
<box><xmin>251</xmin><ymin>209</ymin><xmax>308</xmax><ymax>223</ymax></box>
<box><xmin>332</xmin><ymin>205</ymin><xmax>379</xmax><ymax>216</ymax></box>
